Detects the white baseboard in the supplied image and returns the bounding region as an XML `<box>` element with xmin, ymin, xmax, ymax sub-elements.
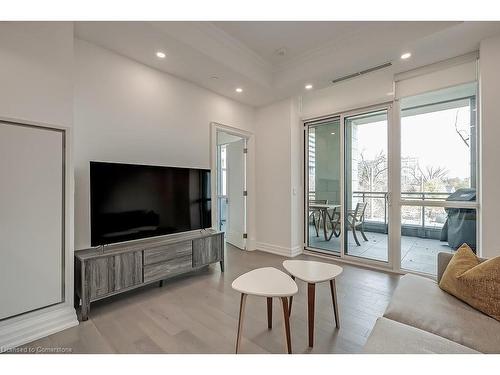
<box><xmin>291</xmin><ymin>245</ymin><xmax>303</xmax><ymax>257</ymax></box>
<box><xmin>246</xmin><ymin>238</ymin><xmax>257</xmax><ymax>251</ymax></box>
<box><xmin>256</xmin><ymin>242</ymin><xmax>303</xmax><ymax>258</ymax></box>
<box><xmin>0</xmin><ymin>304</ymin><xmax>78</xmax><ymax>353</ymax></box>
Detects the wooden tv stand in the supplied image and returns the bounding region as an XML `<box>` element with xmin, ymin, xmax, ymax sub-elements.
<box><xmin>74</xmin><ymin>230</ymin><xmax>224</xmax><ymax>321</ymax></box>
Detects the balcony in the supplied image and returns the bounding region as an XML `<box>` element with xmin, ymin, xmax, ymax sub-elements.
<box><xmin>308</xmin><ymin>191</ymin><xmax>460</xmax><ymax>275</ymax></box>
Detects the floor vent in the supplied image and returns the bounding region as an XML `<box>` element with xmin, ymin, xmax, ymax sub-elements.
<box><xmin>331</xmin><ymin>62</ymin><xmax>392</xmax><ymax>84</ymax></box>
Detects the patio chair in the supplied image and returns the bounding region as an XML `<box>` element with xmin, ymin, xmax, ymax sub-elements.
<box><xmin>347</xmin><ymin>202</ymin><xmax>368</xmax><ymax>246</ymax></box>
<box><xmin>309</xmin><ymin>199</ymin><xmax>327</xmax><ymax>237</ymax></box>
<box><xmin>326</xmin><ymin>206</ymin><xmax>341</xmax><ymax>241</ymax></box>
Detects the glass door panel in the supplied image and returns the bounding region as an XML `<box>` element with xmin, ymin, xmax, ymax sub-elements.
<box><xmin>345</xmin><ymin>110</ymin><xmax>389</xmax><ymax>262</ymax></box>
<box><xmin>400</xmin><ymin>205</ymin><xmax>476</xmax><ymax>274</ymax></box>
<box><xmin>306</xmin><ymin>118</ymin><xmax>341</xmax><ymax>254</ymax></box>
<box><xmin>216</xmin><ymin>144</ymin><xmax>228</xmax><ymax>233</ymax></box>
<box><xmin>400</xmin><ymin>82</ymin><xmax>478</xmax><ymax>275</ymax></box>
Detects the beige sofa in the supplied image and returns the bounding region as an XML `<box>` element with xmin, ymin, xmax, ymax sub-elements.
<box><xmin>364</xmin><ymin>252</ymin><xmax>500</xmax><ymax>354</ymax></box>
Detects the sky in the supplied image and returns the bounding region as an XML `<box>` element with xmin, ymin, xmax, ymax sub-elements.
<box><xmin>355</xmin><ymin>106</ymin><xmax>472</xmax><ymax>180</ymax></box>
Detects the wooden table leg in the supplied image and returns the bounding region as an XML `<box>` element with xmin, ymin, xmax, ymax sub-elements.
<box><xmin>267</xmin><ymin>297</ymin><xmax>272</xmax><ymax>329</ymax></box>
<box><xmin>330</xmin><ymin>279</ymin><xmax>340</xmax><ymax>328</ymax></box>
<box><xmin>288</xmin><ymin>275</ymin><xmax>295</xmax><ymax>317</ymax></box>
<box><xmin>308</xmin><ymin>283</ymin><xmax>316</xmax><ymax>347</ymax></box>
<box><xmin>235</xmin><ymin>293</ymin><xmax>247</xmax><ymax>354</ymax></box>
<box><xmin>280</xmin><ymin>297</ymin><xmax>292</xmax><ymax>354</ymax></box>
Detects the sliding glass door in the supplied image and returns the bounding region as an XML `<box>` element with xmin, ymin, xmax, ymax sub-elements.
<box><xmin>344</xmin><ymin>109</ymin><xmax>389</xmax><ymax>262</ymax></box>
<box><xmin>304</xmin><ymin>106</ymin><xmax>392</xmax><ymax>265</ymax></box>
<box><xmin>304</xmin><ymin>81</ymin><xmax>479</xmax><ymax>277</ymax></box>
<box><xmin>305</xmin><ymin>117</ymin><xmax>341</xmax><ymax>254</ymax></box>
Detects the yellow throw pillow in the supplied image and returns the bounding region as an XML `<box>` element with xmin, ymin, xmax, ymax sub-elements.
<box><xmin>439</xmin><ymin>244</ymin><xmax>500</xmax><ymax>321</ymax></box>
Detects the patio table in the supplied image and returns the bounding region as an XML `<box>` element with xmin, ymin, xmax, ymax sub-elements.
<box><xmin>309</xmin><ymin>203</ymin><xmax>341</xmax><ymax>241</ymax></box>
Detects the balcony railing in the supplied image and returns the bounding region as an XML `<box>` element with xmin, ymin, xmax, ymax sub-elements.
<box><xmin>309</xmin><ymin>190</ymin><xmax>451</xmax><ymax>239</ymax></box>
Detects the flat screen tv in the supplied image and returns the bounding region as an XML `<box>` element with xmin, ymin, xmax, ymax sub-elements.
<box><xmin>90</xmin><ymin>161</ymin><xmax>211</xmax><ymax>246</ymax></box>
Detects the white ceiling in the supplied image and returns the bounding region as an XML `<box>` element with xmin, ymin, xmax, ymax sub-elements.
<box><xmin>212</xmin><ymin>21</ymin><xmax>370</xmax><ymax>66</ymax></box>
<box><xmin>75</xmin><ymin>21</ymin><xmax>500</xmax><ymax>107</ymax></box>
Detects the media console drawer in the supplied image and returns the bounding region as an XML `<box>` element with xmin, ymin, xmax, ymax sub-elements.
<box><xmin>143</xmin><ymin>255</ymin><xmax>192</xmax><ymax>283</ymax></box>
<box><xmin>143</xmin><ymin>240</ymin><xmax>192</xmax><ymax>265</ymax></box>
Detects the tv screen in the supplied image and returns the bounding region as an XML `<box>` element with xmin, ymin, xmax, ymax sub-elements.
<box><xmin>90</xmin><ymin>161</ymin><xmax>211</xmax><ymax>246</ymax></box>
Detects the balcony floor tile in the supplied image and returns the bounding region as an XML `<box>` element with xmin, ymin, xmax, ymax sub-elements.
<box><xmin>307</xmin><ymin>225</ymin><xmax>456</xmax><ymax>275</ymax></box>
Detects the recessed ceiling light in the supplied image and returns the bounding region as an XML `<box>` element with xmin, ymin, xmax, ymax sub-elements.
<box><xmin>401</xmin><ymin>52</ymin><xmax>412</xmax><ymax>60</ymax></box>
<box><xmin>331</xmin><ymin>132</ymin><xmax>336</xmax><ymax>135</ymax></box>
<box><xmin>235</xmin><ymin>88</ymin><xmax>243</xmax><ymax>93</ymax></box>
<box><xmin>275</xmin><ymin>47</ymin><xmax>287</xmax><ymax>57</ymax></box>
<box><xmin>305</xmin><ymin>84</ymin><xmax>313</xmax><ymax>90</ymax></box>
<box><xmin>156</xmin><ymin>51</ymin><xmax>166</xmax><ymax>59</ymax></box>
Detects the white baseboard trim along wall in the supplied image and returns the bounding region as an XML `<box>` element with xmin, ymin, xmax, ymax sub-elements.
<box><xmin>0</xmin><ymin>305</ymin><xmax>78</xmax><ymax>353</ymax></box>
<box><xmin>256</xmin><ymin>242</ymin><xmax>303</xmax><ymax>258</ymax></box>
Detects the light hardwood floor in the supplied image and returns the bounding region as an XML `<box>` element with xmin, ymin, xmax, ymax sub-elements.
<box><xmin>21</xmin><ymin>245</ymin><xmax>401</xmax><ymax>354</ymax></box>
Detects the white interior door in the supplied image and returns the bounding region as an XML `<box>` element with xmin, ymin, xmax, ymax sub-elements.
<box><xmin>0</xmin><ymin>122</ymin><xmax>64</xmax><ymax>320</ymax></box>
<box><xmin>226</xmin><ymin>138</ymin><xmax>246</xmax><ymax>249</ymax></box>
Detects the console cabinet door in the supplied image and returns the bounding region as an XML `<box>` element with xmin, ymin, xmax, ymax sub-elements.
<box><xmin>114</xmin><ymin>252</ymin><xmax>143</xmax><ymax>291</ymax></box>
<box><xmin>87</xmin><ymin>252</ymin><xmax>143</xmax><ymax>300</ymax></box>
<box><xmin>88</xmin><ymin>257</ymin><xmax>113</xmax><ymax>299</ymax></box>
<box><xmin>192</xmin><ymin>235</ymin><xmax>223</xmax><ymax>267</ymax></box>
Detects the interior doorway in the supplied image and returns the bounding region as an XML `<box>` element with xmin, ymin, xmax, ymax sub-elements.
<box><xmin>215</xmin><ymin>130</ymin><xmax>248</xmax><ymax>250</ymax></box>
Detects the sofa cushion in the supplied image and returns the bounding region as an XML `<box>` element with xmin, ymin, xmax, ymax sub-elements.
<box><xmin>384</xmin><ymin>274</ymin><xmax>500</xmax><ymax>353</ymax></box>
<box><xmin>364</xmin><ymin>317</ymin><xmax>479</xmax><ymax>354</ymax></box>
<box><xmin>439</xmin><ymin>244</ymin><xmax>500</xmax><ymax>321</ymax></box>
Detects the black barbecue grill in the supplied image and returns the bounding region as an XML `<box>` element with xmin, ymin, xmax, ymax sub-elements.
<box><xmin>440</xmin><ymin>188</ymin><xmax>476</xmax><ymax>251</ymax></box>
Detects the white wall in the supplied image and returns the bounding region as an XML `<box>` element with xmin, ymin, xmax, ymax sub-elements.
<box><xmin>0</xmin><ymin>22</ymin><xmax>73</xmax><ymax>127</ymax></box>
<box><xmin>479</xmin><ymin>35</ymin><xmax>500</xmax><ymax>258</ymax></box>
<box><xmin>255</xmin><ymin>98</ymin><xmax>302</xmax><ymax>256</ymax></box>
<box><xmin>290</xmin><ymin>98</ymin><xmax>303</xmax><ymax>252</ymax></box>
<box><xmin>74</xmin><ymin>39</ymin><xmax>256</xmax><ymax>249</ymax></box>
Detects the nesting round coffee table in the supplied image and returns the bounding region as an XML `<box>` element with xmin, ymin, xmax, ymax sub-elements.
<box><xmin>231</xmin><ymin>267</ymin><xmax>298</xmax><ymax>354</ymax></box>
<box><xmin>283</xmin><ymin>260</ymin><xmax>343</xmax><ymax>348</ymax></box>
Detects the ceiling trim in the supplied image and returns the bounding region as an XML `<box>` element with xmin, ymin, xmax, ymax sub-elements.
<box><xmin>271</xmin><ymin>24</ymin><xmax>372</xmax><ymax>72</ymax></box>
<box><xmin>194</xmin><ymin>22</ymin><xmax>273</xmax><ymax>70</ymax></box>
<box><xmin>149</xmin><ymin>21</ymin><xmax>273</xmax><ymax>86</ymax></box>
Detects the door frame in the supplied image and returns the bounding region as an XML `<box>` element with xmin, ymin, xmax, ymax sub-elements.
<box><xmin>210</xmin><ymin>122</ymin><xmax>253</xmax><ymax>250</ymax></box>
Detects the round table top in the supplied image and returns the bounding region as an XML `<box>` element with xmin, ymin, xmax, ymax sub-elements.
<box><xmin>231</xmin><ymin>267</ymin><xmax>298</xmax><ymax>297</ymax></box>
<box><xmin>282</xmin><ymin>260</ymin><xmax>343</xmax><ymax>283</ymax></box>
